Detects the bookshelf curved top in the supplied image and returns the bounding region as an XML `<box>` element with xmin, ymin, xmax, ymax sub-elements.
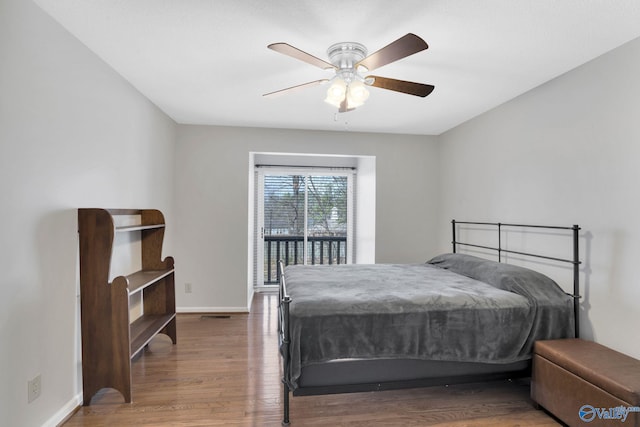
<box><xmin>78</xmin><ymin>208</ymin><xmax>167</xmax><ymax>230</ymax></box>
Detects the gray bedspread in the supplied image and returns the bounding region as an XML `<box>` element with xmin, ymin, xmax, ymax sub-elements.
<box><xmin>283</xmin><ymin>253</ymin><xmax>574</xmax><ymax>389</ymax></box>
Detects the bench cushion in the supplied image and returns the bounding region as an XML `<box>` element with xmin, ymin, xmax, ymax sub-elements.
<box><xmin>535</xmin><ymin>339</ymin><xmax>640</xmax><ymax>406</ymax></box>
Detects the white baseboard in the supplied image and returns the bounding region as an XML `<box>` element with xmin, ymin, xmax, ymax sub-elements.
<box><xmin>176</xmin><ymin>306</ymin><xmax>249</xmax><ymax>313</ymax></box>
<box><xmin>43</xmin><ymin>393</ymin><xmax>82</xmax><ymax>427</ymax></box>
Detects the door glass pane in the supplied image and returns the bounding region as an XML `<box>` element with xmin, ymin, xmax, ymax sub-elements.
<box><xmin>263</xmin><ymin>175</ymin><xmax>305</xmax><ymax>283</ymax></box>
<box><xmin>306</xmin><ymin>175</ymin><xmax>348</xmax><ymax>265</ymax></box>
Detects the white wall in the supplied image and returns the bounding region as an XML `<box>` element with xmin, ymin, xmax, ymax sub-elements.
<box><xmin>174</xmin><ymin>125</ymin><xmax>440</xmax><ymax>311</ymax></box>
<box><xmin>0</xmin><ymin>1</ymin><xmax>176</xmax><ymax>426</ymax></box>
<box><xmin>438</xmin><ymin>36</ymin><xmax>640</xmax><ymax>359</ymax></box>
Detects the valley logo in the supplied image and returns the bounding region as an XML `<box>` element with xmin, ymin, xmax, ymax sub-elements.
<box><xmin>579</xmin><ymin>404</ymin><xmax>640</xmax><ymax>423</ymax></box>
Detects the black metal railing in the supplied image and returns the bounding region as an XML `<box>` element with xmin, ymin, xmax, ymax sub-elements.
<box><xmin>264</xmin><ymin>235</ymin><xmax>347</xmax><ymax>284</ymax></box>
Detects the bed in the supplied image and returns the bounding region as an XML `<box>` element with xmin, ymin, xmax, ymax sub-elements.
<box><xmin>277</xmin><ymin>220</ymin><xmax>582</xmax><ymax>425</ymax></box>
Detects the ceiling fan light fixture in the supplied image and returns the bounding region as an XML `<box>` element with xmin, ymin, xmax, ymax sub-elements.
<box><xmin>324</xmin><ymin>78</ymin><xmax>347</xmax><ymax>108</ymax></box>
<box><xmin>323</xmin><ymin>42</ymin><xmax>371</xmax><ymax>111</ymax></box>
<box><xmin>346</xmin><ymin>80</ymin><xmax>369</xmax><ymax>109</ymax></box>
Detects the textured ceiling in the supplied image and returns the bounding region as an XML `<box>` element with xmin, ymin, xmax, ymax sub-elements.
<box><xmin>34</xmin><ymin>0</ymin><xmax>640</xmax><ymax>135</ymax></box>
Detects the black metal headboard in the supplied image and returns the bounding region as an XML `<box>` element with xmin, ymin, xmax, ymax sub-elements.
<box><xmin>451</xmin><ymin>220</ymin><xmax>582</xmax><ymax>338</ymax></box>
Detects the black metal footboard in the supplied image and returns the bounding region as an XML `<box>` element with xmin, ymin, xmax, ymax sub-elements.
<box><xmin>277</xmin><ymin>260</ymin><xmax>291</xmax><ymax>426</ymax></box>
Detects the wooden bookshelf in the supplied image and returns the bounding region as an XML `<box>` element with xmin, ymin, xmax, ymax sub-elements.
<box><xmin>78</xmin><ymin>208</ymin><xmax>177</xmax><ymax>405</ymax></box>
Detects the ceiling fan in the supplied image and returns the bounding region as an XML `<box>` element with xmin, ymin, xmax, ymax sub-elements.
<box><xmin>264</xmin><ymin>33</ymin><xmax>435</xmax><ymax>113</ymax></box>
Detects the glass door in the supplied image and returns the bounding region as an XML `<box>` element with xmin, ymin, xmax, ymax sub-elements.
<box><xmin>257</xmin><ymin>169</ymin><xmax>353</xmax><ymax>286</ymax></box>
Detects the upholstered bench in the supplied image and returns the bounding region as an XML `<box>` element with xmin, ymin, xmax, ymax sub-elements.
<box><xmin>531</xmin><ymin>339</ymin><xmax>640</xmax><ymax>426</ymax></box>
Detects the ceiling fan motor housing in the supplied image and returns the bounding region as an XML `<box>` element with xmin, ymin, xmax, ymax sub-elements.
<box><xmin>327</xmin><ymin>42</ymin><xmax>368</xmax><ymax>82</ymax></box>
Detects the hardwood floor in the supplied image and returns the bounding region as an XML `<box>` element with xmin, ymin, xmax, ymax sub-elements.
<box><xmin>63</xmin><ymin>292</ymin><xmax>561</xmax><ymax>426</ymax></box>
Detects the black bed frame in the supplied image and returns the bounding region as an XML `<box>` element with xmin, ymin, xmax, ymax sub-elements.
<box><xmin>277</xmin><ymin>220</ymin><xmax>582</xmax><ymax>425</ymax></box>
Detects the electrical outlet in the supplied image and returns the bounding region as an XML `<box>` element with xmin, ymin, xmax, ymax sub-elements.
<box><xmin>185</xmin><ymin>283</ymin><xmax>192</xmax><ymax>294</ymax></box>
<box><xmin>28</xmin><ymin>374</ymin><xmax>41</xmax><ymax>403</ymax></box>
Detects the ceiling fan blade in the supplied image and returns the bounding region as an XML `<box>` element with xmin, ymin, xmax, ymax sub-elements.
<box><xmin>263</xmin><ymin>79</ymin><xmax>329</xmax><ymax>98</ymax></box>
<box><xmin>366</xmin><ymin>76</ymin><xmax>435</xmax><ymax>97</ymax></box>
<box><xmin>356</xmin><ymin>33</ymin><xmax>428</xmax><ymax>72</ymax></box>
<box><xmin>268</xmin><ymin>43</ymin><xmax>337</xmax><ymax>70</ymax></box>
